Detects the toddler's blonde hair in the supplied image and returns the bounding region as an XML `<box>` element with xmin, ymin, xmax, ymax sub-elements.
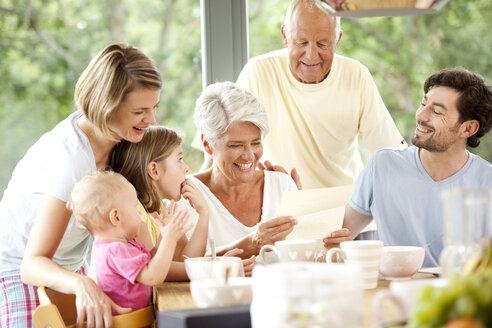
<box><xmin>68</xmin><ymin>171</ymin><xmax>132</xmax><ymax>234</ymax></box>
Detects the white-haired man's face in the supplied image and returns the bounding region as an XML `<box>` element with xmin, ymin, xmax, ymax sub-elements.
<box><xmin>282</xmin><ymin>4</ymin><xmax>340</xmax><ymax>84</ymax></box>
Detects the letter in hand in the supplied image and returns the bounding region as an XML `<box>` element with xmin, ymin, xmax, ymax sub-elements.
<box><xmin>258</xmin><ymin>160</ymin><xmax>302</xmax><ymax>190</ymax></box>
<box><xmin>322</xmin><ymin>228</ymin><xmax>352</xmax><ymax>249</ymax></box>
<box><xmin>154</xmin><ymin>201</ymin><xmax>192</xmax><ymax>243</ymax></box>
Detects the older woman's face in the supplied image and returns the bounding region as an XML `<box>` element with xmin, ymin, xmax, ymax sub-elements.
<box><xmin>211</xmin><ymin>121</ymin><xmax>263</xmax><ymax>183</ymax></box>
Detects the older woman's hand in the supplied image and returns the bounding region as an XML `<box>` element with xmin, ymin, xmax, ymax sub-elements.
<box><xmin>322</xmin><ymin>228</ymin><xmax>352</xmax><ymax>249</ymax></box>
<box><xmin>221</xmin><ymin>248</ymin><xmax>256</xmax><ymax>276</ymax></box>
<box><xmin>253</xmin><ymin>216</ymin><xmax>298</xmax><ymax>250</ymax></box>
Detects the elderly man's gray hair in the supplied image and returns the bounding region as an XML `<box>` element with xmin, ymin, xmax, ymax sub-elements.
<box><xmin>194</xmin><ymin>81</ymin><xmax>269</xmax><ymax>143</ymax></box>
<box><xmin>284</xmin><ymin>0</ymin><xmax>341</xmax><ymax>39</ymax></box>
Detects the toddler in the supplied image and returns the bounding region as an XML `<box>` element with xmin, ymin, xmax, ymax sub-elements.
<box><xmin>69</xmin><ymin>171</ymin><xmax>191</xmax><ymax>310</ymax></box>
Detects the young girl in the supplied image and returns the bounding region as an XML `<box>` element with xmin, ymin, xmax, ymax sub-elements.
<box><xmin>111</xmin><ymin>126</ymin><xmax>210</xmax><ymax>280</ymax></box>
<box><xmin>69</xmin><ymin>171</ymin><xmax>191</xmax><ymax>311</ymax></box>
<box><xmin>111</xmin><ymin>126</ymin><xmax>255</xmax><ymax>278</ymax></box>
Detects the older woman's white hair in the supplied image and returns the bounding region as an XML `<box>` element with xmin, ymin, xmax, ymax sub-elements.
<box><xmin>194</xmin><ymin>81</ymin><xmax>269</xmax><ymax>143</ymax></box>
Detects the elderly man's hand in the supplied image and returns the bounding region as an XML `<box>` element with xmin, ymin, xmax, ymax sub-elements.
<box><xmin>253</xmin><ymin>216</ymin><xmax>298</xmax><ymax>250</ymax></box>
<box><xmin>322</xmin><ymin>228</ymin><xmax>352</xmax><ymax>249</ymax></box>
<box><xmin>258</xmin><ymin>160</ymin><xmax>302</xmax><ymax>190</ymax></box>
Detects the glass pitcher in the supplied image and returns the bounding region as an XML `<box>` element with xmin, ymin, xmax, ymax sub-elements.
<box><xmin>439</xmin><ymin>188</ymin><xmax>492</xmax><ymax>276</ymax></box>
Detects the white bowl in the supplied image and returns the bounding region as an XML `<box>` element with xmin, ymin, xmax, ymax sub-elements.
<box><xmin>184</xmin><ymin>257</ymin><xmax>244</xmax><ymax>281</ymax></box>
<box><xmin>379</xmin><ymin>246</ymin><xmax>425</xmax><ymax>280</ymax></box>
<box><xmin>190</xmin><ymin>277</ymin><xmax>253</xmax><ymax>308</ymax></box>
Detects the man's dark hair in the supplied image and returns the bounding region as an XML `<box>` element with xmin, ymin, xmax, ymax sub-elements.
<box><xmin>424</xmin><ymin>67</ymin><xmax>492</xmax><ymax>148</ymax></box>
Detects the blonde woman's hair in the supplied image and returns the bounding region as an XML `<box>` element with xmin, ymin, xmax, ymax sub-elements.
<box><xmin>194</xmin><ymin>81</ymin><xmax>269</xmax><ymax>144</ymax></box>
<box><xmin>68</xmin><ymin>171</ymin><xmax>132</xmax><ymax>234</ymax></box>
<box><xmin>74</xmin><ymin>43</ymin><xmax>162</xmax><ymax>141</ymax></box>
<box><xmin>111</xmin><ymin>126</ymin><xmax>182</xmax><ymax>213</ymax></box>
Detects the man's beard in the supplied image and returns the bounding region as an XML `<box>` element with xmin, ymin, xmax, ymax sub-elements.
<box><xmin>411</xmin><ymin>124</ymin><xmax>460</xmax><ymax>152</ymax></box>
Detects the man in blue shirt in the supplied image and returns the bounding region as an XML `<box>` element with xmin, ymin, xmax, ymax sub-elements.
<box><xmin>326</xmin><ymin>67</ymin><xmax>492</xmax><ymax>266</ymax></box>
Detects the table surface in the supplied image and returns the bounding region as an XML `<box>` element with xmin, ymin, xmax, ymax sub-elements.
<box><xmin>154</xmin><ymin>271</ymin><xmax>437</xmax><ymax>328</ymax></box>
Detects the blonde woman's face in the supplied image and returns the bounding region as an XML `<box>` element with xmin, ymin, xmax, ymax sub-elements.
<box><xmin>108</xmin><ymin>87</ymin><xmax>160</xmax><ymax>143</ymax></box>
<box><xmin>211</xmin><ymin>121</ymin><xmax>263</xmax><ymax>184</ymax></box>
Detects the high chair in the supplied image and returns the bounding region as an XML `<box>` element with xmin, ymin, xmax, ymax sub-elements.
<box><xmin>33</xmin><ymin>286</ymin><xmax>155</xmax><ymax>328</ymax></box>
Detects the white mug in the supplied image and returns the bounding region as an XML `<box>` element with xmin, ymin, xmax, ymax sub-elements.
<box><xmin>372</xmin><ymin>278</ymin><xmax>447</xmax><ymax>323</ymax></box>
<box><xmin>331</xmin><ymin>240</ymin><xmax>384</xmax><ymax>289</ymax></box>
<box><xmin>259</xmin><ymin>240</ymin><xmax>316</xmax><ymax>264</ymax></box>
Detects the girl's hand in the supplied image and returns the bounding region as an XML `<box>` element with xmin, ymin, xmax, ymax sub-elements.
<box><xmin>181</xmin><ymin>179</ymin><xmax>209</xmax><ymax>215</ymax></box>
<box><xmin>73</xmin><ymin>275</ymin><xmax>131</xmax><ymax>328</ymax></box>
<box><xmin>153</xmin><ymin>201</ymin><xmax>192</xmax><ymax>244</ymax></box>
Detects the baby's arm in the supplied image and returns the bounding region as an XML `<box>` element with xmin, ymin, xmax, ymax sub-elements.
<box><xmin>178</xmin><ymin>179</ymin><xmax>209</xmax><ymax>259</ymax></box>
<box><xmin>136</xmin><ymin>204</ymin><xmax>191</xmax><ymax>286</ymax></box>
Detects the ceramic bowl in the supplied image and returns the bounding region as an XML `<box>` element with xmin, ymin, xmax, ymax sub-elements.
<box><xmin>184</xmin><ymin>256</ymin><xmax>244</xmax><ymax>281</ymax></box>
<box><xmin>379</xmin><ymin>246</ymin><xmax>425</xmax><ymax>280</ymax></box>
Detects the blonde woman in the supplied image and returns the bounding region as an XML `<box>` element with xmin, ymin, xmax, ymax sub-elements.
<box><xmin>0</xmin><ymin>43</ymin><xmax>161</xmax><ymax>328</ymax></box>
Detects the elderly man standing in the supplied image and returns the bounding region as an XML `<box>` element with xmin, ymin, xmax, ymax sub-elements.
<box><xmin>236</xmin><ymin>0</ymin><xmax>406</xmax><ymax>190</ymax></box>
<box><xmin>329</xmin><ymin>67</ymin><xmax>492</xmax><ymax>267</ymax></box>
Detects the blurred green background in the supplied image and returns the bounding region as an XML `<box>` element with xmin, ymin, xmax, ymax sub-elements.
<box><xmin>1</xmin><ymin>0</ymin><xmax>491</xmax><ymax>193</ymax></box>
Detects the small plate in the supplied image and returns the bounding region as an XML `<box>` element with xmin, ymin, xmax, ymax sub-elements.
<box><xmin>418</xmin><ymin>267</ymin><xmax>442</xmax><ymax>276</ymax></box>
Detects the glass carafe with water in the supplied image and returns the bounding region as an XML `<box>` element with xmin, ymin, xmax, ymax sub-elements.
<box><xmin>439</xmin><ymin>188</ymin><xmax>492</xmax><ymax>276</ymax></box>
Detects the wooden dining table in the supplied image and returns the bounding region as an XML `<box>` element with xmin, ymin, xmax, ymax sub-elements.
<box><xmin>154</xmin><ymin>271</ymin><xmax>437</xmax><ymax>328</ymax></box>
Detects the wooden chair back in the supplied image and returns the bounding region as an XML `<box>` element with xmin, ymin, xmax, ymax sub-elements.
<box><xmin>33</xmin><ymin>286</ymin><xmax>155</xmax><ymax>328</ymax></box>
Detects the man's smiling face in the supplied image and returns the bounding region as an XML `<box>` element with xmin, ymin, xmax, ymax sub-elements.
<box><xmin>282</xmin><ymin>4</ymin><xmax>340</xmax><ymax>84</ymax></box>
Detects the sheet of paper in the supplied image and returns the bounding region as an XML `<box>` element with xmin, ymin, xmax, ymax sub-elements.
<box><xmin>278</xmin><ymin>185</ymin><xmax>354</xmax><ymax>241</ymax></box>
<box><xmin>278</xmin><ymin>185</ymin><xmax>355</xmax><ymax>217</ymax></box>
<box><xmin>285</xmin><ymin>206</ymin><xmax>345</xmax><ymax>241</ymax></box>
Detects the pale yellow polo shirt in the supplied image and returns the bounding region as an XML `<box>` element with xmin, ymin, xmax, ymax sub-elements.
<box><xmin>236</xmin><ymin>49</ymin><xmax>406</xmax><ymax>189</ymax></box>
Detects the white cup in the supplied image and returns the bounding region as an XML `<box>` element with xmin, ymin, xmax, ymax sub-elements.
<box><xmin>373</xmin><ymin>278</ymin><xmax>447</xmax><ymax>323</ymax></box>
<box><xmin>259</xmin><ymin>240</ymin><xmax>316</xmax><ymax>264</ymax></box>
<box><xmin>328</xmin><ymin>240</ymin><xmax>384</xmax><ymax>289</ymax></box>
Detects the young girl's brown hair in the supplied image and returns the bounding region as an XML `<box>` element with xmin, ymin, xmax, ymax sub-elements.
<box><xmin>111</xmin><ymin>126</ymin><xmax>182</xmax><ymax>213</ymax></box>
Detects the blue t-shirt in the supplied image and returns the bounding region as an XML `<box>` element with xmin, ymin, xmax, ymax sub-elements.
<box><xmin>350</xmin><ymin>146</ymin><xmax>492</xmax><ymax>267</ymax></box>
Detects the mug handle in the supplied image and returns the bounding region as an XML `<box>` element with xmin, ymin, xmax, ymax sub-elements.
<box><xmin>372</xmin><ymin>290</ymin><xmax>406</xmax><ymax>324</ymax></box>
<box><xmin>325</xmin><ymin>248</ymin><xmax>347</xmax><ymax>263</ymax></box>
<box><xmin>259</xmin><ymin>245</ymin><xmax>276</xmax><ymax>265</ymax></box>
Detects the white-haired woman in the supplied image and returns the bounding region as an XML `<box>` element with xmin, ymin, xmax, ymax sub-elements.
<box><xmin>190</xmin><ymin>81</ymin><xmax>298</xmax><ymax>258</ymax></box>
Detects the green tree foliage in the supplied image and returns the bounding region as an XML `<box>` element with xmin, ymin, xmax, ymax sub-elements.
<box><xmin>0</xmin><ymin>0</ymin><xmax>491</xmax><ymax>192</ymax></box>
<box><xmin>0</xmin><ymin>0</ymin><xmax>203</xmax><ymax>192</ymax></box>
